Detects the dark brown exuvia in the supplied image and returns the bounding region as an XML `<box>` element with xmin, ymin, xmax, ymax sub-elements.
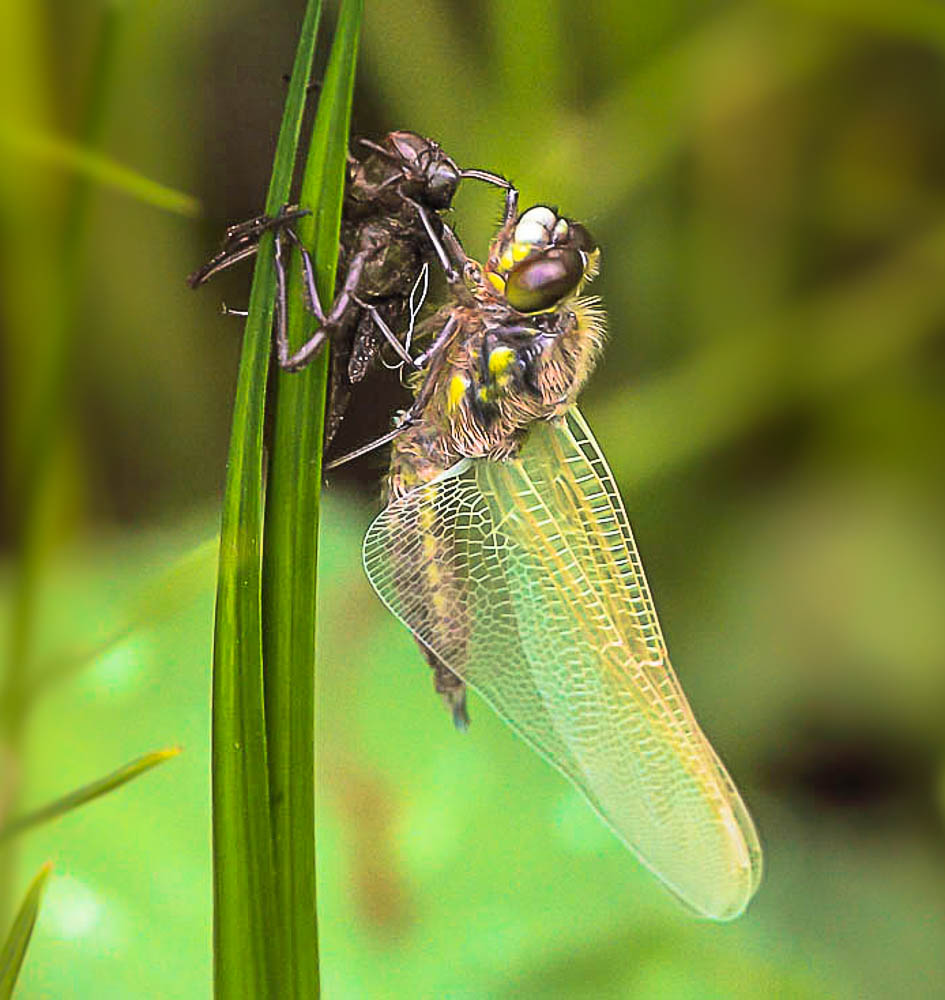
<box><xmin>187</xmin><ymin>130</ymin><xmax>511</xmax><ymax>443</ymax></box>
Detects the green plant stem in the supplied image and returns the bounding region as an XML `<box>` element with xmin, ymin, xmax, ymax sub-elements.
<box><xmin>210</xmin><ymin>2</ymin><xmax>322</xmax><ymax>997</ymax></box>
<box><xmin>261</xmin><ymin>4</ymin><xmax>362</xmax><ymax>996</ymax></box>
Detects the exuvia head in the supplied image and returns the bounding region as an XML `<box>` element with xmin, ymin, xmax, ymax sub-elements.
<box><xmin>386</xmin><ymin>131</ymin><xmax>462</xmax><ymax>210</ymax></box>
<box><xmin>484</xmin><ymin>205</ymin><xmax>599</xmax><ymax>313</ymax></box>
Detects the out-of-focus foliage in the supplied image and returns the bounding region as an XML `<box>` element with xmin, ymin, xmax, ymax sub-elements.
<box><xmin>0</xmin><ymin>862</ymin><xmax>51</xmax><ymax>998</ymax></box>
<box><xmin>2</xmin><ymin>0</ymin><xmax>945</xmax><ymax>996</ymax></box>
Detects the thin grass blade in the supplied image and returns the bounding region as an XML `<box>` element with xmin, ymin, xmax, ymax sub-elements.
<box><xmin>262</xmin><ymin>2</ymin><xmax>362</xmax><ymax>997</ymax></box>
<box><xmin>211</xmin><ymin>2</ymin><xmax>323</xmax><ymax>997</ymax></box>
<box><xmin>0</xmin><ymin>125</ymin><xmax>199</xmax><ymax>216</ymax></box>
<box><xmin>25</xmin><ymin>536</ymin><xmax>218</xmax><ymax>704</ymax></box>
<box><xmin>0</xmin><ymin>862</ymin><xmax>52</xmax><ymax>1000</ymax></box>
<box><xmin>0</xmin><ymin>748</ymin><xmax>181</xmax><ymax>842</ymax></box>
<box><xmin>0</xmin><ymin>0</ymin><xmax>125</xmax><ymax>927</ymax></box>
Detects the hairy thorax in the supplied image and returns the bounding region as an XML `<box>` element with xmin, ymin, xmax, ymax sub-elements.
<box><xmin>387</xmin><ymin>294</ymin><xmax>604</xmax><ymax>499</ymax></box>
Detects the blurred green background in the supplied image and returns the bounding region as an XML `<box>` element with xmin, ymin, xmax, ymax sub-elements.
<box><xmin>3</xmin><ymin>0</ymin><xmax>945</xmax><ymax>996</ymax></box>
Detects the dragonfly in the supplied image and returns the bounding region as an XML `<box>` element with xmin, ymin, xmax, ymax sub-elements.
<box><xmin>187</xmin><ymin>130</ymin><xmax>511</xmax><ymax>442</ymax></box>
<box><xmin>358</xmin><ymin>200</ymin><xmax>763</xmax><ymax>921</ymax></box>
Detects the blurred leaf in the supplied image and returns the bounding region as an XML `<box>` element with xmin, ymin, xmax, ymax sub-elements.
<box><xmin>592</xmin><ymin>216</ymin><xmax>945</xmax><ymax>486</ymax></box>
<box><xmin>25</xmin><ymin>536</ymin><xmax>218</xmax><ymax>702</ymax></box>
<box><xmin>210</xmin><ymin>1</ymin><xmax>323</xmax><ymax>997</ymax></box>
<box><xmin>0</xmin><ymin>124</ymin><xmax>200</xmax><ymax>216</ymax></box>
<box><xmin>262</xmin><ymin>1</ymin><xmax>362</xmax><ymax>998</ymax></box>
<box><xmin>532</xmin><ymin>5</ymin><xmax>837</xmax><ymax>215</ymax></box>
<box><xmin>772</xmin><ymin>0</ymin><xmax>945</xmax><ymax>54</ymax></box>
<box><xmin>0</xmin><ymin>0</ymin><xmax>126</xmax><ymax>925</ymax></box>
<box><xmin>358</xmin><ymin>0</ymin><xmax>488</xmax><ymax>134</ymax></box>
<box><xmin>0</xmin><ymin>862</ymin><xmax>51</xmax><ymax>1000</ymax></box>
<box><xmin>0</xmin><ymin>747</ymin><xmax>180</xmax><ymax>842</ymax></box>
<box><xmin>122</xmin><ymin>536</ymin><xmax>220</xmax><ymax>629</ymax></box>
<box><xmin>362</xmin><ymin>4</ymin><xmax>836</xmax><ymax>220</ymax></box>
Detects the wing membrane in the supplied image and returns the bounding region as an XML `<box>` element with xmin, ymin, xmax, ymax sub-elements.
<box><xmin>363</xmin><ymin>408</ymin><xmax>762</xmax><ymax>919</ymax></box>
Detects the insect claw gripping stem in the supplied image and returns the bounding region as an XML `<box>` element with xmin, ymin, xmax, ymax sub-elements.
<box><xmin>278</xmin><ymin>223</ymin><xmax>324</xmax><ymax>321</ymax></box>
<box><xmin>271</xmin><ymin>224</ymin><xmax>376</xmax><ymax>373</ymax></box>
<box><xmin>185</xmin><ymin>205</ymin><xmax>311</xmax><ymax>289</ymax></box>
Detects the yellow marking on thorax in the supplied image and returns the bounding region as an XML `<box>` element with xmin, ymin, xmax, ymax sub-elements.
<box><xmin>447</xmin><ymin>374</ymin><xmax>468</xmax><ymax>413</ymax></box>
<box><xmin>486</xmin><ymin>272</ymin><xmax>506</xmax><ymax>294</ymax></box>
<box><xmin>488</xmin><ymin>346</ymin><xmax>515</xmax><ymax>375</ymax></box>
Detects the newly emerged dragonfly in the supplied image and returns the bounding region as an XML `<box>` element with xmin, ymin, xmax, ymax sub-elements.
<box><xmin>359</xmin><ymin>201</ymin><xmax>763</xmax><ymax>920</ymax></box>
<box><xmin>188</xmin><ymin>131</ymin><xmax>510</xmax><ymax>442</ymax></box>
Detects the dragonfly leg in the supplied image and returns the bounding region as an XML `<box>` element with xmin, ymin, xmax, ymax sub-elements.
<box><xmin>437</xmin><ymin>219</ymin><xmax>472</xmax><ymax>290</ymax></box>
<box><xmin>402</xmin><ymin>196</ymin><xmax>465</xmax><ymax>288</ymax></box>
<box><xmin>351</xmin><ymin>295</ymin><xmax>419</xmax><ymax>370</ymax></box>
<box><xmin>502</xmin><ymin>185</ymin><xmax>520</xmax><ymax>226</ymax></box>
<box><xmin>412</xmin><ymin>313</ymin><xmax>458</xmax><ymax>372</ymax></box>
<box><xmin>324</xmin><ymin>312</ymin><xmax>459</xmax><ymax>470</ymax></box>
<box><xmin>459</xmin><ymin>166</ymin><xmax>512</xmax><ymax>191</ymax></box>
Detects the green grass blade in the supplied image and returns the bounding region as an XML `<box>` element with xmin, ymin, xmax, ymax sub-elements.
<box><xmin>297</xmin><ymin>0</ymin><xmax>364</xmax><ymax>307</ymax></box>
<box><xmin>210</xmin><ymin>2</ymin><xmax>322</xmax><ymax>997</ymax></box>
<box><xmin>0</xmin><ymin>125</ymin><xmax>200</xmax><ymax>216</ymax></box>
<box><xmin>0</xmin><ymin>748</ymin><xmax>180</xmax><ymax>842</ymax></box>
<box><xmin>0</xmin><ymin>862</ymin><xmax>52</xmax><ymax>1000</ymax></box>
<box><xmin>0</xmin><ymin>0</ymin><xmax>125</xmax><ymax>927</ymax></box>
<box><xmin>262</xmin><ymin>2</ymin><xmax>362</xmax><ymax>997</ymax></box>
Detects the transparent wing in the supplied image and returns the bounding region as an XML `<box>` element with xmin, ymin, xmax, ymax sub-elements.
<box><xmin>363</xmin><ymin>408</ymin><xmax>762</xmax><ymax>919</ymax></box>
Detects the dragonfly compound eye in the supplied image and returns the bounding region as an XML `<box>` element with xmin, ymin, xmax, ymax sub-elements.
<box><xmin>505</xmin><ymin>248</ymin><xmax>586</xmax><ymax>313</ymax></box>
<box><xmin>513</xmin><ymin>205</ymin><xmax>558</xmax><ymax>246</ymax></box>
<box><xmin>564</xmin><ymin>221</ymin><xmax>596</xmax><ymax>254</ymax></box>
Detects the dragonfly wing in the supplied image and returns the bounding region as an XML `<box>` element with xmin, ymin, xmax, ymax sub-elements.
<box><xmin>363</xmin><ymin>408</ymin><xmax>762</xmax><ymax>919</ymax></box>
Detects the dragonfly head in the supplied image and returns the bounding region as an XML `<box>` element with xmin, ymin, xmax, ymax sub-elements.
<box><xmin>484</xmin><ymin>205</ymin><xmax>600</xmax><ymax>313</ymax></box>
